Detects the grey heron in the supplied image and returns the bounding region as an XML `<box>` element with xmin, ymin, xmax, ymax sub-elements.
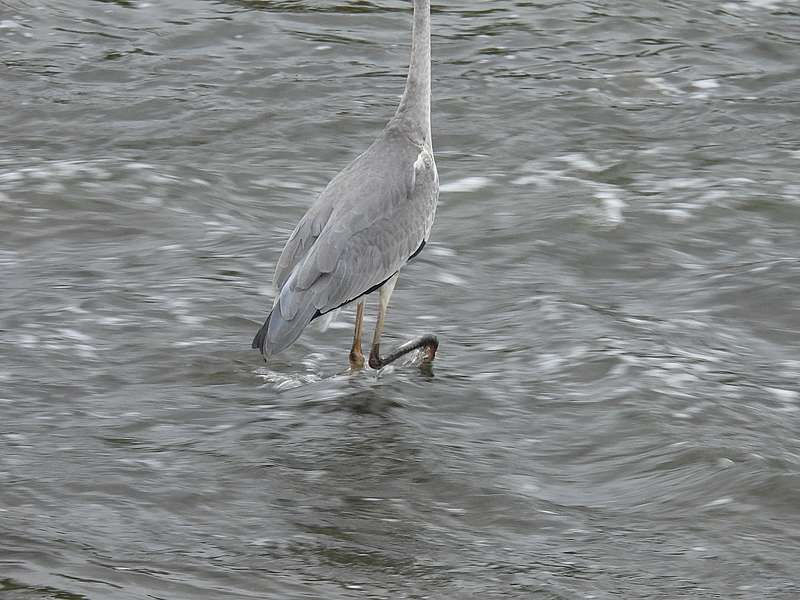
<box><xmin>252</xmin><ymin>0</ymin><xmax>439</xmax><ymax>370</ymax></box>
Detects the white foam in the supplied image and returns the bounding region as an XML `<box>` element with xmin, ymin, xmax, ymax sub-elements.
<box><xmin>141</xmin><ymin>196</ymin><xmax>164</xmax><ymax>207</ymax></box>
<box><xmin>436</xmin><ymin>272</ymin><xmax>467</xmax><ymax>286</ymax></box>
<box><xmin>594</xmin><ymin>188</ymin><xmax>626</xmax><ymax>225</ymax></box>
<box><xmin>58</xmin><ymin>328</ymin><xmax>92</xmax><ymax>343</ymax></box>
<box><xmin>557</xmin><ymin>153</ymin><xmax>603</xmax><ymax>172</ymax></box>
<box><xmin>0</xmin><ymin>171</ymin><xmax>23</xmax><ymax>183</ymax></box>
<box><xmin>512</xmin><ymin>172</ymin><xmax>562</xmax><ymax>186</ymax></box>
<box><xmin>724</xmin><ymin>177</ymin><xmax>756</xmax><ymax>186</ymax></box>
<box><xmin>646</xmin><ymin>77</ymin><xmax>682</xmax><ymax>96</ymax></box>
<box><xmin>690</xmin><ymin>79</ymin><xmax>719</xmax><ymax>100</ymax></box>
<box><xmin>97</xmin><ymin>317</ymin><xmax>127</xmax><ymax>326</ymax></box>
<box><xmin>427</xmin><ymin>245</ymin><xmax>455</xmax><ymax>257</ymax></box>
<box><xmin>660</xmin><ymin>208</ymin><xmax>693</xmax><ymax>222</ymax></box>
<box><xmin>722</xmin><ymin>0</ymin><xmax>786</xmax><ymax>10</ymax></box>
<box><xmin>125</xmin><ymin>162</ymin><xmax>155</xmax><ymax>170</ymax></box>
<box><xmin>704</xmin><ymin>497</ymin><xmax>733</xmax><ymax>508</ymax></box>
<box><xmin>765</xmin><ymin>387</ymin><xmax>798</xmax><ymax>402</ymax></box>
<box><xmin>177</xmin><ymin>315</ymin><xmax>205</xmax><ymax>325</ymax></box>
<box><xmin>439</xmin><ymin>176</ymin><xmax>491</xmax><ymax>193</ymax></box>
<box><xmin>692</xmin><ymin>79</ymin><xmax>719</xmax><ymax>90</ymax></box>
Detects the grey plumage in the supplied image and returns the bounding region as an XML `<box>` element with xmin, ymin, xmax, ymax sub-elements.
<box><xmin>253</xmin><ymin>0</ymin><xmax>437</xmax><ymax>357</ymax></box>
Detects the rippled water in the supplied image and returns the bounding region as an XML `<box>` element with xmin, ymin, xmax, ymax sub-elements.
<box><xmin>2</xmin><ymin>1</ymin><xmax>800</xmax><ymax>598</ymax></box>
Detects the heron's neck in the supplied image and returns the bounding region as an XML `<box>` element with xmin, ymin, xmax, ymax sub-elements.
<box><xmin>395</xmin><ymin>0</ymin><xmax>431</xmax><ymax>147</ymax></box>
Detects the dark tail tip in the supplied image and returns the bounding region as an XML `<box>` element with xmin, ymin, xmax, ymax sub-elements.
<box><xmin>251</xmin><ymin>313</ymin><xmax>271</xmax><ymax>354</ymax></box>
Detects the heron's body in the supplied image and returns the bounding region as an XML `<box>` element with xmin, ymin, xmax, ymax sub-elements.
<box><xmin>253</xmin><ymin>0</ymin><xmax>439</xmax><ymax>367</ymax></box>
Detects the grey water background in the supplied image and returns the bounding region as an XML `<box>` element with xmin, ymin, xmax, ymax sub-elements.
<box><xmin>2</xmin><ymin>0</ymin><xmax>800</xmax><ymax>597</ymax></box>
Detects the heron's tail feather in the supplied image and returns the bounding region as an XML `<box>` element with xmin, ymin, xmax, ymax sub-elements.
<box><xmin>251</xmin><ymin>291</ymin><xmax>317</xmax><ymax>356</ymax></box>
<box><xmin>251</xmin><ymin>312</ymin><xmax>272</xmax><ymax>354</ymax></box>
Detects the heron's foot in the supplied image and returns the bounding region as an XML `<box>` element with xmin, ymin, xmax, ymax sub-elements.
<box><xmin>349</xmin><ymin>349</ymin><xmax>365</xmax><ymax>371</ymax></box>
<box><xmin>368</xmin><ymin>334</ymin><xmax>439</xmax><ymax>370</ymax></box>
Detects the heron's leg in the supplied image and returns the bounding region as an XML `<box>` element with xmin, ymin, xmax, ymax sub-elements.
<box><xmin>368</xmin><ymin>274</ymin><xmax>438</xmax><ymax>369</ymax></box>
<box><xmin>349</xmin><ymin>300</ymin><xmax>366</xmax><ymax>370</ymax></box>
<box><xmin>368</xmin><ymin>274</ymin><xmax>397</xmax><ymax>369</ymax></box>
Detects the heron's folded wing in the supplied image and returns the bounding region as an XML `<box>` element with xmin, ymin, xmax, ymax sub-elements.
<box><xmin>273</xmin><ymin>194</ymin><xmax>335</xmax><ymax>293</ymax></box>
<box><xmin>281</xmin><ymin>146</ymin><xmax>438</xmax><ymax>319</ymax></box>
<box><xmin>272</xmin><ymin>142</ymin><xmax>391</xmax><ymax>293</ymax></box>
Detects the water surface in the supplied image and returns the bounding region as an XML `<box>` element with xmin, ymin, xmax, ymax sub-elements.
<box><xmin>2</xmin><ymin>1</ymin><xmax>800</xmax><ymax>598</ymax></box>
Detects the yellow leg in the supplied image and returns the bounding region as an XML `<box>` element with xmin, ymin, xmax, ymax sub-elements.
<box><xmin>368</xmin><ymin>274</ymin><xmax>398</xmax><ymax>369</ymax></box>
<box><xmin>349</xmin><ymin>300</ymin><xmax>366</xmax><ymax>370</ymax></box>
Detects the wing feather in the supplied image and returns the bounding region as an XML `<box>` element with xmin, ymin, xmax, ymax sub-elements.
<box><xmin>273</xmin><ymin>188</ymin><xmax>334</xmax><ymax>292</ymax></box>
